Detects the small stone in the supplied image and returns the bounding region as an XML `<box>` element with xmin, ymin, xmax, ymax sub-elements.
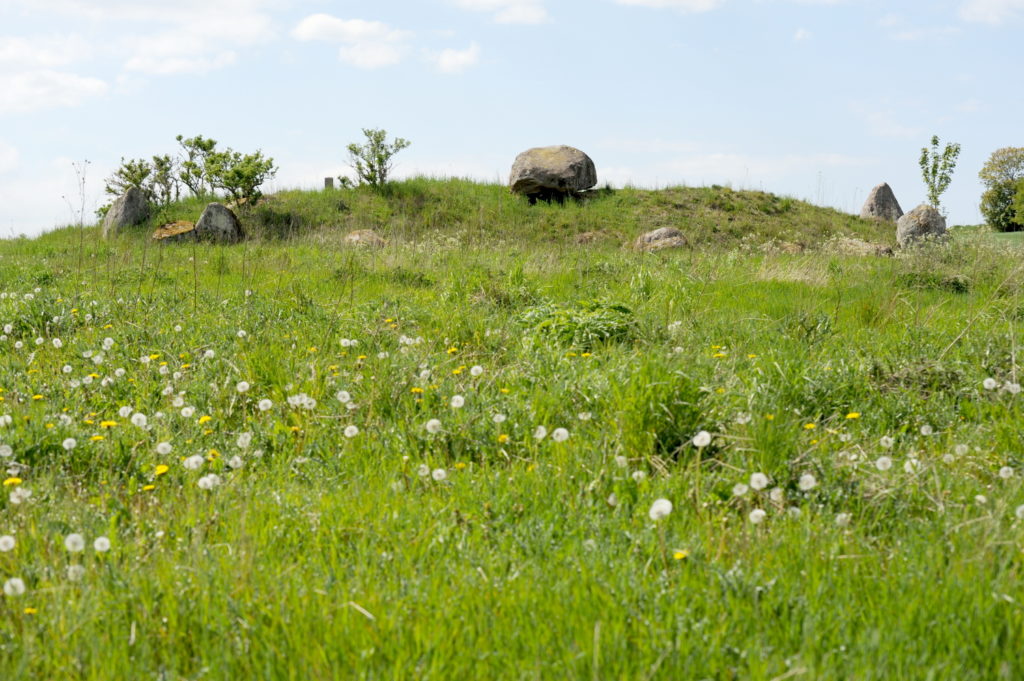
<box><xmin>634</xmin><ymin>227</ymin><xmax>687</xmax><ymax>252</ymax></box>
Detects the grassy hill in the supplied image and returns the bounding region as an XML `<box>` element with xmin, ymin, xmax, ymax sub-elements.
<box><xmin>0</xmin><ymin>180</ymin><xmax>1022</xmax><ymax>679</ymax></box>
<box><xmin>59</xmin><ymin>177</ymin><xmax>895</xmax><ymax>249</ymax></box>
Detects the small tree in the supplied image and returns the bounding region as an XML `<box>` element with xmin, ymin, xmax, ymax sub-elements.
<box><xmin>176</xmin><ymin>134</ymin><xmax>219</xmax><ymax>197</ymax></box>
<box><xmin>979</xmin><ymin>147</ymin><xmax>1024</xmax><ymax>231</ymax></box>
<box><xmin>207</xmin><ymin>148</ymin><xmax>277</xmax><ymax>205</ymax></box>
<box><xmin>346</xmin><ymin>128</ymin><xmax>410</xmax><ymax>189</ymax></box>
<box><xmin>149</xmin><ymin>154</ymin><xmax>180</xmax><ymax>206</ymax></box>
<box><xmin>1013</xmin><ymin>179</ymin><xmax>1024</xmax><ymax>229</ymax></box>
<box><xmin>919</xmin><ymin>134</ymin><xmax>961</xmax><ymax>210</ymax></box>
<box><xmin>104</xmin><ymin>157</ymin><xmax>152</xmax><ymax>197</ymax></box>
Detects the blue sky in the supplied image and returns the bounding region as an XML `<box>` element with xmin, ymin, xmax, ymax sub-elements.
<box><xmin>0</xmin><ymin>0</ymin><xmax>1021</xmax><ymax>236</ymax></box>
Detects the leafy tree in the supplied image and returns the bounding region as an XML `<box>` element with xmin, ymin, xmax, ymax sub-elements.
<box><xmin>346</xmin><ymin>128</ymin><xmax>410</xmax><ymax>189</ymax></box>
<box><xmin>149</xmin><ymin>155</ymin><xmax>180</xmax><ymax>206</ymax></box>
<box><xmin>207</xmin><ymin>149</ymin><xmax>277</xmax><ymax>205</ymax></box>
<box><xmin>919</xmin><ymin>135</ymin><xmax>961</xmax><ymax>210</ymax></box>
<box><xmin>979</xmin><ymin>147</ymin><xmax>1024</xmax><ymax>231</ymax></box>
<box><xmin>104</xmin><ymin>158</ymin><xmax>152</xmax><ymax>197</ymax></box>
<box><xmin>1013</xmin><ymin>179</ymin><xmax>1024</xmax><ymax>229</ymax></box>
<box><xmin>176</xmin><ymin>134</ymin><xmax>219</xmax><ymax>197</ymax></box>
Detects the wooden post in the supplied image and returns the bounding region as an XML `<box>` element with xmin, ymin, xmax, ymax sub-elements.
<box><xmin>324</xmin><ymin>177</ymin><xmax>334</xmax><ymax>189</ymax></box>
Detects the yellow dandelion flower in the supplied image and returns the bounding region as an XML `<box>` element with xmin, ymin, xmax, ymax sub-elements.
<box><xmin>581</xmin><ymin>352</ymin><xmax>593</xmax><ymax>358</ymax></box>
<box><xmin>712</xmin><ymin>352</ymin><xmax>727</xmax><ymax>358</ymax></box>
<box><xmin>198</xmin><ymin>415</ymin><xmax>212</xmax><ymax>424</ymax></box>
<box><xmin>411</xmin><ymin>387</ymin><xmax>424</xmax><ymax>394</ymax></box>
<box><xmin>527</xmin><ymin>463</ymin><xmax>537</xmax><ymax>472</ymax></box>
<box><xmin>765</xmin><ymin>414</ymin><xmax>775</xmax><ymax>420</ymax></box>
<box><xmin>154</xmin><ymin>465</ymin><xmax>170</xmax><ymax>476</ymax></box>
<box><xmin>45</xmin><ymin>423</ymin><xmax>54</xmax><ymax>429</ymax></box>
<box><xmin>748</xmin><ymin>354</ymin><xmax>758</xmax><ymax>359</ymax></box>
<box><xmin>207</xmin><ymin>449</ymin><xmax>220</xmax><ymax>460</ymax></box>
<box><xmin>290</xmin><ymin>426</ymin><xmax>301</xmax><ymax>433</ymax></box>
<box><xmin>385</xmin><ymin>318</ymin><xmax>394</xmax><ymax>323</ymax></box>
<box><xmin>309</xmin><ymin>347</ymin><xmax>318</xmax><ymax>353</ymax></box>
<box><xmin>3</xmin><ymin>477</ymin><xmax>22</xmax><ymax>486</ymax></box>
<box><xmin>142</xmin><ymin>484</ymin><xmax>156</xmax><ymax>492</ymax></box>
<box><xmin>90</xmin><ymin>435</ymin><xmax>104</xmax><ymax>442</ymax></box>
<box><xmin>673</xmin><ymin>550</ymin><xmax>689</xmax><ymax>561</ymax></box>
<box><xmin>803</xmin><ymin>423</ymin><xmax>816</xmax><ymax>430</ymax></box>
<box><xmin>454</xmin><ymin>462</ymin><xmax>467</xmax><ymax>470</ymax></box>
<box><xmin>846</xmin><ymin>412</ymin><xmax>861</xmax><ymax>419</ymax></box>
<box><xmin>23</xmin><ymin>608</ymin><xmax>37</xmax><ymax>615</ymax></box>
<box><xmin>149</xmin><ymin>354</ymin><xmax>160</xmax><ymax>360</ymax></box>
<box><xmin>99</xmin><ymin>420</ymin><xmax>118</xmax><ymax>429</ymax></box>
<box><xmin>715</xmin><ymin>387</ymin><xmax>726</xmax><ymax>394</ymax></box>
<box><xmin>497</xmin><ymin>434</ymin><xmax>509</xmax><ymax>444</ymax></box>
<box><xmin>32</xmin><ymin>394</ymin><xmax>44</xmax><ymax>401</ymax></box>
<box><xmin>500</xmin><ymin>388</ymin><xmax>510</xmax><ymax>394</ymax></box>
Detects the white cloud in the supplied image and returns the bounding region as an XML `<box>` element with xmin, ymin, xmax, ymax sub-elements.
<box><xmin>454</xmin><ymin>0</ymin><xmax>549</xmax><ymax>25</ymax></box>
<box><xmin>0</xmin><ymin>141</ymin><xmax>19</xmax><ymax>174</ymax></box>
<box><xmin>960</xmin><ymin>0</ymin><xmax>1024</xmax><ymax>23</ymax></box>
<box><xmin>291</xmin><ymin>14</ymin><xmax>413</xmax><ymax>69</ymax></box>
<box><xmin>0</xmin><ymin>35</ymin><xmax>93</xmax><ymax>68</ymax></box>
<box><xmin>793</xmin><ymin>28</ymin><xmax>811</xmax><ymax>41</ymax></box>
<box><xmin>889</xmin><ymin>26</ymin><xmax>960</xmax><ymax>41</ymax></box>
<box><xmin>614</xmin><ymin>0</ymin><xmax>724</xmax><ymax>12</ymax></box>
<box><xmin>432</xmin><ymin>42</ymin><xmax>482</xmax><ymax>74</ymax></box>
<box><xmin>0</xmin><ymin>70</ymin><xmax>108</xmax><ymax>114</ymax></box>
<box><xmin>862</xmin><ymin>110</ymin><xmax>921</xmax><ymax>139</ymax></box>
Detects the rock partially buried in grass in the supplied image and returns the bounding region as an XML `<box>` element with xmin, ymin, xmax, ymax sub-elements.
<box><xmin>194</xmin><ymin>203</ymin><xmax>244</xmax><ymax>243</ymax></box>
<box><xmin>896</xmin><ymin>204</ymin><xmax>946</xmax><ymax>248</ymax></box>
<box><xmin>634</xmin><ymin>227</ymin><xmax>687</xmax><ymax>252</ymax></box>
<box><xmin>344</xmin><ymin>229</ymin><xmax>386</xmax><ymax>248</ymax></box>
<box><xmin>152</xmin><ymin>221</ymin><xmax>196</xmax><ymax>243</ymax></box>
<box><xmin>102</xmin><ymin>186</ymin><xmax>150</xmax><ymax>238</ymax></box>
<box><xmin>574</xmin><ymin>230</ymin><xmax>617</xmax><ymax>245</ymax></box>
<box><xmin>510</xmin><ymin>146</ymin><xmax>597</xmax><ymax>204</ymax></box>
<box><xmin>860</xmin><ymin>182</ymin><xmax>904</xmax><ymax>222</ymax></box>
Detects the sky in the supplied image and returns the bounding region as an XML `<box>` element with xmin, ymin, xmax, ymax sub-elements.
<box><xmin>0</xmin><ymin>0</ymin><xmax>1021</xmax><ymax>237</ymax></box>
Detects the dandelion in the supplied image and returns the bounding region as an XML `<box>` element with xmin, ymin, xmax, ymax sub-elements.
<box><xmin>904</xmin><ymin>459</ymin><xmax>921</xmax><ymax>474</ymax></box>
<box><xmin>64</xmin><ymin>533</ymin><xmax>85</xmax><ymax>552</ymax></box>
<box><xmin>118</xmin><ymin>406</ymin><xmax>133</xmax><ymax>418</ymax></box>
<box><xmin>631</xmin><ymin>470</ymin><xmax>647</xmax><ymax>482</ymax></box>
<box><xmin>999</xmin><ymin>466</ymin><xmax>1014</xmax><ymax>480</ymax></box>
<box><xmin>258</xmin><ymin>398</ymin><xmax>273</xmax><ymax>411</ymax></box>
<box><xmin>237</xmin><ymin>330</ymin><xmax>247</xmax><ymax>338</ymax></box>
<box><xmin>52</xmin><ymin>338</ymin><xmax>62</xmax><ymax>349</ymax></box>
<box><xmin>450</xmin><ymin>395</ymin><xmax>465</xmax><ymax>408</ymax></box>
<box><xmin>920</xmin><ymin>425</ymin><xmax>933</xmax><ymax>436</ymax></box>
<box><xmin>237</xmin><ymin>432</ymin><xmax>252</xmax><ymax>449</ymax></box>
<box><xmin>431</xmin><ymin>468</ymin><xmax>447</xmax><ymax>482</ymax></box>
<box><xmin>551</xmin><ymin>428</ymin><xmax>569</xmax><ymax>442</ymax></box>
<box><xmin>492</xmin><ymin>413</ymin><xmax>507</xmax><ymax>424</ymax></box>
<box><xmin>197</xmin><ymin>474</ymin><xmax>222</xmax><ymax>490</ymax></box>
<box><xmin>181</xmin><ymin>406</ymin><xmax>195</xmax><ymax>418</ymax></box>
<box><xmin>417</xmin><ymin>464</ymin><xmax>430</xmax><ymax>477</ymax></box>
<box><xmin>614</xmin><ymin>455</ymin><xmax>628</xmax><ymax>468</ymax></box>
<box><xmin>607</xmin><ymin>493</ymin><xmax>619</xmax><ymax>507</ymax></box>
<box><xmin>9</xmin><ymin>487</ymin><xmax>31</xmax><ymax>504</ymax></box>
<box><xmin>3</xmin><ymin>578</ymin><xmax>26</xmax><ymax>596</ymax></box>
<box><xmin>183</xmin><ymin>455</ymin><xmax>204</xmax><ymax>470</ymax></box>
<box><xmin>66</xmin><ymin>565</ymin><xmax>86</xmax><ymax>582</ymax></box>
<box><xmin>735</xmin><ymin>412</ymin><xmax>751</xmax><ymax>425</ymax></box>
<box><xmin>228</xmin><ymin>456</ymin><xmax>244</xmax><ymax>469</ymax></box>
<box><xmin>203</xmin><ymin>350</ymin><xmax>215</xmax><ymax>359</ymax></box>
<box><xmin>648</xmin><ymin>498</ymin><xmax>673</xmax><ymax>521</ymax></box>
<box><xmin>1016</xmin><ymin>505</ymin><xmax>1024</xmax><ymax>520</ymax></box>
<box><xmin>798</xmin><ymin>473</ymin><xmax>817</xmax><ymax>491</ymax></box>
<box><xmin>533</xmin><ymin>426</ymin><xmax>547</xmax><ymax>440</ymax></box>
<box><xmin>236</xmin><ymin>381</ymin><xmax>250</xmax><ymax>393</ymax></box>
<box><xmin>955</xmin><ymin>444</ymin><xmax>969</xmax><ymax>456</ymax></box>
<box><xmin>93</xmin><ymin>537</ymin><xmax>111</xmax><ymax>552</ymax></box>
<box><xmin>62</xmin><ymin>438</ymin><xmax>77</xmax><ymax>451</ymax></box>
<box><xmin>425</xmin><ymin>419</ymin><xmax>442</xmax><ymax>434</ymax></box>
<box><xmin>470</xmin><ymin>365</ymin><xmax>484</xmax><ymax>377</ymax></box>
<box><xmin>750</xmin><ymin>472</ymin><xmax>769</xmax><ymax>491</ymax></box>
<box><xmin>975</xmin><ymin>494</ymin><xmax>988</xmax><ymax>505</ymax></box>
<box><xmin>344</xmin><ymin>425</ymin><xmax>359</xmax><ymax>438</ymax></box>
<box><xmin>835</xmin><ymin>513</ymin><xmax>852</xmax><ymax>527</ymax></box>
<box><xmin>578</xmin><ymin>412</ymin><xmax>592</xmax><ymax>421</ymax></box>
<box><xmin>1006</xmin><ymin>382</ymin><xmax>1022</xmax><ymax>395</ymax></box>
<box><xmin>880</xmin><ymin>436</ymin><xmax>894</xmax><ymax>449</ymax></box>
<box><xmin>154</xmin><ymin>465</ymin><xmax>169</xmax><ymax>476</ymax></box>
<box><xmin>0</xmin><ymin>535</ymin><xmax>14</xmax><ymax>552</ymax></box>
<box><xmin>692</xmin><ymin>430</ymin><xmax>712</xmax><ymax>448</ymax></box>
<box><xmin>875</xmin><ymin>456</ymin><xmax>893</xmax><ymax>471</ymax></box>
<box><xmin>983</xmin><ymin>378</ymin><xmax>998</xmax><ymax>390</ymax></box>
<box><xmin>131</xmin><ymin>413</ymin><xmax>147</xmax><ymax>428</ymax></box>
<box><xmin>770</xmin><ymin>487</ymin><xmax>785</xmax><ymax>502</ymax></box>
<box><xmin>732</xmin><ymin>483</ymin><xmax>749</xmax><ymax>497</ymax></box>
<box><xmin>846</xmin><ymin>412</ymin><xmax>860</xmax><ymax>419</ymax></box>
<box><xmin>0</xmin><ymin>445</ymin><xmax>10</xmax><ymax>458</ymax></box>
<box><xmin>749</xmin><ymin>509</ymin><xmax>767</xmax><ymax>524</ymax></box>
<box><xmin>156</xmin><ymin>442</ymin><xmax>173</xmax><ymax>456</ymax></box>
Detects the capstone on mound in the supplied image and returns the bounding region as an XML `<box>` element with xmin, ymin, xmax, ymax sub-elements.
<box><xmin>509</xmin><ymin>146</ymin><xmax>597</xmax><ymax>203</ymax></box>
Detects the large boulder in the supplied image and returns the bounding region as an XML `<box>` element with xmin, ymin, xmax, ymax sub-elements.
<box><xmin>860</xmin><ymin>182</ymin><xmax>904</xmax><ymax>222</ymax></box>
<box><xmin>102</xmin><ymin>187</ymin><xmax>150</xmax><ymax>237</ymax></box>
<box><xmin>194</xmin><ymin>203</ymin><xmax>244</xmax><ymax>243</ymax></box>
<box><xmin>896</xmin><ymin>204</ymin><xmax>946</xmax><ymax>247</ymax></box>
<box><xmin>634</xmin><ymin>227</ymin><xmax>687</xmax><ymax>252</ymax></box>
<box><xmin>509</xmin><ymin>146</ymin><xmax>597</xmax><ymax>202</ymax></box>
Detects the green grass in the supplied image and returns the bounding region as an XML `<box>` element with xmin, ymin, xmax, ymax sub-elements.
<box><xmin>0</xmin><ymin>179</ymin><xmax>1022</xmax><ymax>679</ymax></box>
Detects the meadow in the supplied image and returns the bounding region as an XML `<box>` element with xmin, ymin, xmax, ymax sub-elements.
<box><xmin>0</xmin><ymin>179</ymin><xmax>1022</xmax><ymax>680</ymax></box>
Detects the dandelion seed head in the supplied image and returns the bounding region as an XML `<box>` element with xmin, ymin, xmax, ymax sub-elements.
<box><xmin>551</xmin><ymin>428</ymin><xmax>569</xmax><ymax>442</ymax></box>
<box><xmin>649</xmin><ymin>498</ymin><xmax>673</xmax><ymax>520</ymax></box>
<box><xmin>3</xmin><ymin>578</ymin><xmax>25</xmax><ymax>596</ymax></box>
<box><xmin>93</xmin><ymin>537</ymin><xmax>111</xmax><ymax>552</ymax></box>
<box><xmin>875</xmin><ymin>456</ymin><xmax>893</xmax><ymax>471</ymax></box>
<box><xmin>749</xmin><ymin>509</ymin><xmax>767</xmax><ymax>524</ymax></box>
<box><xmin>750</xmin><ymin>472</ymin><xmax>769</xmax><ymax>491</ymax></box>
<box><xmin>798</xmin><ymin>474</ymin><xmax>817</xmax><ymax>491</ymax></box>
<box><xmin>64</xmin><ymin>533</ymin><xmax>85</xmax><ymax>552</ymax></box>
<box><xmin>692</xmin><ymin>430</ymin><xmax>712</xmax><ymax>448</ymax></box>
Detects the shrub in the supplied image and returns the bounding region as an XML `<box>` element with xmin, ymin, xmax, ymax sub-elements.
<box><xmin>206</xmin><ymin>148</ymin><xmax>277</xmax><ymax>205</ymax></box>
<box><xmin>979</xmin><ymin>147</ymin><xmax>1024</xmax><ymax>232</ymax></box>
<box><xmin>346</xmin><ymin>128</ymin><xmax>411</xmax><ymax>190</ymax></box>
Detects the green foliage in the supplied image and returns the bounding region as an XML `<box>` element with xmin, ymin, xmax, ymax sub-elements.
<box><xmin>103</xmin><ymin>157</ymin><xmax>152</xmax><ymax>197</ymax></box>
<box><xmin>206</xmin><ymin>148</ymin><xmax>277</xmax><ymax>205</ymax></box>
<box><xmin>346</xmin><ymin>128</ymin><xmax>411</xmax><ymax>189</ymax></box>
<box><xmin>176</xmin><ymin>134</ymin><xmax>219</xmax><ymax>196</ymax></box>
<box><xmin>518</xmin><ymin>300</ymin><xmax>638</xmax><ymax>349</ymax></box>
<box><xmin>1014</xmin><ymin>179</ymin><xmax>1024</xmax><ymax>229</ymax></box>
<box><xmin>979</xmin><ymin>147</ymin><xmax>1024</xmax><ymax>231</ymax></box>
<box><xmin>918</xmin><ymin>134</ymin><xmax>961</xmax><ymax>209</ymax></box>
<box><xmin>148</xmin><ymin>154</ymin><xmax>179</xmax><ymax>206</ymax></box>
